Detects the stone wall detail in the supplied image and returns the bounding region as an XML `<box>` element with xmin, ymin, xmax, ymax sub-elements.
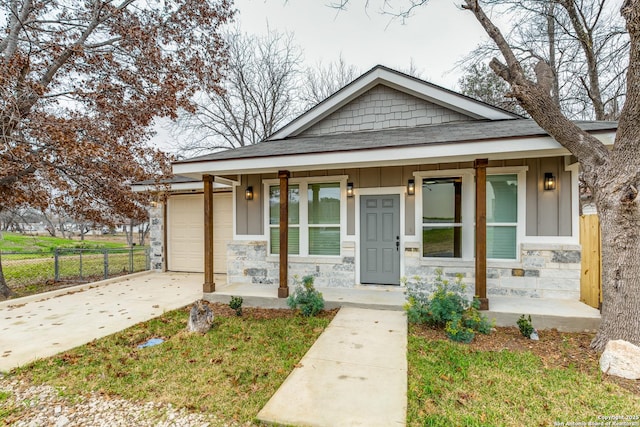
<box><xmin>227</xmin><ymin>241</ymin><xmax>356</xmax><ymax>288</ymax></box>
<box><xmin>404</xmin><ymin>243</ymin><xmax>581</xmax><ymax>300</ymax></box>
<box><xmin>148</xmin><ymin>204</ymin><xmax>164</xmax><ymax>271</ymax></box>
<box><xmin>301</xmin><ymin>84</ymin><xmax>472</xmax><ymax>137</ymax></box>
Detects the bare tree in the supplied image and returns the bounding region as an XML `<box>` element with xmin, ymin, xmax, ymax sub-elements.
<box><xmin>333</xmin><ymin>0</ymin><xmax>640</xmax><ymax>351</ymax></box>
<box><xmin>299</xmin><ymin>55</ymin><xmax>360</xmax><ymax>110</ymax></box>
<box><xmin>173</xmin><ymin>28</ymin><xmax>304</xmax><ymax>155</ymax></box>
<box><xmin>461</xmin><ymin>0</ymin><xmax>628</xmax><ymax>120</ymax></box>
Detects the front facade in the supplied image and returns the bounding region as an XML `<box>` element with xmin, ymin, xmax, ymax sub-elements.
<box><xmin>164</xmin><ymin>66</ymin><xmax>615</xmax><ymax>303</ymax></box>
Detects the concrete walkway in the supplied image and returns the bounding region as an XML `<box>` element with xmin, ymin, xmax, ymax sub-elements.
<box><xmin>0</xmin><ymin>272</ymin><xmax>202</xmax><ymax>372</ymax></box>
<box><xmin>258</xmin><ymin>307</ymin><xmax>408</xmax><ymax>427</ymax></box>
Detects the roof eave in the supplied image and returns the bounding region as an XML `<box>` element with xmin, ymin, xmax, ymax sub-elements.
<box><xmin>172</xmin><ymin>130</ymin><xmax>616</xmax><ymax>178</ymax></box>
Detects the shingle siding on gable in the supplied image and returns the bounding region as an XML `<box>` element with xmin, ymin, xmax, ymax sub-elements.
<box><xmin>299</xmin><ymin>84</ymin><xmax>474</xmax><ymax>137</ymax></box>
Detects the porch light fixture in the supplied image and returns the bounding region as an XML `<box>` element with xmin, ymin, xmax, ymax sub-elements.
<box><xmin>245</xmin><ymin>186</ymin><xmax>254</xmax><ymax>200</ymax></box>
<box><xmin>346</xmin><ymin>182</ymin><xmax>354</xmax><ymax>198</ymax></box>
<box><xmin>543</xmin><ymin>173</ymin><xmax>556</xmax><ymax>191</ymax></box>
<box><xmin>407</xmin><ymin>179</ymin><xmax>415</xmax><ymax>196</ymax></box>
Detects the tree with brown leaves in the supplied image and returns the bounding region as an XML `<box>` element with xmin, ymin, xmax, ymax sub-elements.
<box><xmin>0</xmin><ymin>0</ymin><xmax>234</xmax><ymax>299</ymax></box>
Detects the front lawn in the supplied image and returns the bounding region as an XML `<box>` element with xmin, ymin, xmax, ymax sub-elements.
<box><xmin>1</xmin><ymin>303</ymin><xmax>333</xmax><ymax>425</ymax></box>
<box><xmin>0</xmin><ymin>232</ymin><xmax>126</xmax><ymax>253</ymax></box>
<box><xmin>408</xmin><ymin>325</ymin><xmax>640</xmax><ymax>426</ymax></box>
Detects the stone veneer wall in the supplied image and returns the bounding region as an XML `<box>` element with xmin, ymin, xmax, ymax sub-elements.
<box><xmin>404</xmin><ymin>243</ymin><xmax>581</xmax><ymax>300</ymax></box>
<box><xmin>300</xmin><ymin>85</ymin><xmax>472</xmax><ymax>136</ymax></box>
<box><xmin>227</xmin><ymin>241</ymin><xmax>356</xmax><ymax>287</ymax></box>
<box><xmin>149</xmin><ymin>204</ymin><xmax>164</xmax><ymax>271</ymax></box>
<box><xmin>226</xmin><ymin>240</ymin><xmax>581</xmax><ymax>298</ymax></box>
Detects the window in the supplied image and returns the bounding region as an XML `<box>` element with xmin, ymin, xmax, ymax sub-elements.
<box><xmin>487</xmin><ymin>174</ymin><xmax>518</xmax><ymax>259</ymax></box>
<box><xmin>268</xmin><ymin>181</ymin><xmax>342</xmax><ymax>256</ymax></box>
<box><xmin>422</xmin><ymin>177</ymin><xmax>462</xmax><ymax>258</ymax></box>
<box><xmin>308</xmin><ymin>183</ymin><xmax>340</xmax><ymax>255</ymax></box>
<box><xmin>269</xmin><ymin>185</ymin><xmax>300</xmax><ymax>255</ymax></box>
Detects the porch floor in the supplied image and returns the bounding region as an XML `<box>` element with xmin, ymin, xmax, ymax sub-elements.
<box><xmin>204</xmin><ymin>281</ymin><xmax>601</xmax><ymax>332</ymax></box>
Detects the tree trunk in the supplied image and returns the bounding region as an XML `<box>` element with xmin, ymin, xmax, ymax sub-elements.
<box><xmin>126</xmin><ymin>218</ymin><xmax>134</xmax><ymax>246</ymax></box>
<box><xmin>0</xmin><ymin>252</ymin><xmax>13</xmax><ymax>300</ymax></box>
<box><xmin>591</xmin><ymin>178</ymin><xmax>640</xmax><ymax>351</ymax></box>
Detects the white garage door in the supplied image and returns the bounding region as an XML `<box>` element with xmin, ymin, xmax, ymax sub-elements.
<box><xmin>167</xmin><ymin>193</ymin><xmax>232</xmax><ymax>282</ymax></box>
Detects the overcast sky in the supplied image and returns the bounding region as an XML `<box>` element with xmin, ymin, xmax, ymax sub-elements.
<box><xmin>152</xmin><ymin>0</ymin><xmax>495</xmax><ymax>152</ymax></box>
<box><xmin>234</xmin><ymin>0</ymin><xmax>490</xmax><ymax>88</ymax></box>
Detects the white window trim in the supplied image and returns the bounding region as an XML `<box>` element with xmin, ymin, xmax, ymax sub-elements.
<box><xmin>414</xmin><ymin>169</ymin><xmax>475</xmax><ymax>261</ymax></box>
<box><xmin>354</xmin><ymin>186</ymin><xmax>407</xmax><ymax>285</ymax></box>
<box><xmin>414</xmin><ymin>167</ymin><xmax>527</xmax><ymax>262</ymax></box>
<box><xmin>263</xmin><ymin>175</ymin><xmax>348</xmax><ymax>257</ymax></box>
<box><xmin>486</xmin><ymin>168</ymin><xmax>526</xmax><ymax>261</ymax></box>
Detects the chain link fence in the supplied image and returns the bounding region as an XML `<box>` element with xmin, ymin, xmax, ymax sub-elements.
<box><xmin>2</xmin><ymin>247</ymin><xmax>150</xmax><ymax>293</ymax></box>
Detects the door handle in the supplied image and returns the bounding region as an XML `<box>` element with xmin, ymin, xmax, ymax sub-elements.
<box><xmin>396</xmin><ymin>236</ymin><xmax>400</xmax><ymax>251</ymax></box>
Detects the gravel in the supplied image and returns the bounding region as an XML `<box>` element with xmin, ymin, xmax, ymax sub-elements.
<box><xmin>0</xmin><ymin>378</ymin><xmax>252</xmax><ymax>427</ymax></box>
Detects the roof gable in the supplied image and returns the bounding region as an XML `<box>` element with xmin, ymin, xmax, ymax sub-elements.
<box><xmin>268</xmin><ymin>65</ymin><xmax>519</xmax><ymax>140</ymax></box>
<box><xmin>299</xmin><ymin>84</ymin><xmax>475</xmax><ymax>137</ymax></box>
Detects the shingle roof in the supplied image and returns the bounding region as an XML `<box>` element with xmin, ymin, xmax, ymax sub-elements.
<box><xmin>133</xmin><ymin>175</ymin><xmax>200</xmax><ymax>186</ymax></box>
<box><xmin>175</xmin><ymin>119</ymin><xmax>617</xmax><ymax>165</ymax></box>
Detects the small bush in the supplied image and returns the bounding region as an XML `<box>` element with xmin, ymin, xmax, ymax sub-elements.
<box><xmin>517</xmin><ymin>314</ymin><xmax>534</xmax><ymax>338</ymax></box>
<box><xmin>287</xmin><ymin>275</ymin><xmax>325</xmax><ymax>317</ymax></box>
<box><xmin>229</xmin><ymin>296</ymin><xmax>243</xmax><ymax>316</ymax></box>
<box><xmin>404</xmin><ymin>269</ymin><xmax>493</xmax><ymax>343</ymax></box>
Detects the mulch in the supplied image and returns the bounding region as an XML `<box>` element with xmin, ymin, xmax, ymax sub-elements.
<box><xmin>196</xmin><ymin>301</ymin><xmax>338</xmax><ymax>320</ymax></box>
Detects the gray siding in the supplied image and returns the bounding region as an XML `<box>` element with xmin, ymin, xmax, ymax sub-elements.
<box><xmin>235</xmin><ymin>173</ymin><xmax>274</xmax><ymax>235</ymax></box>
<box><xmin>235</xmin><ymin>157</ymin><xmax>573</xmax><ymax>238</ymax></box>
<box><xmin>525</xmin><ymin>157</ymin><xmax>572</xmax><ymax>236</ymax></box>
<box><xmin>300</xmin><ymin>84</ymin><xmax>473</xmax><ymax>137</ymax></box>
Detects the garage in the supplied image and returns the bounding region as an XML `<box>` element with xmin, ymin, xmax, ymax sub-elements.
<box><xmin>166</xmin><ymin>192</ymin><xmax>232</xmax><ymax>283</ymax></box>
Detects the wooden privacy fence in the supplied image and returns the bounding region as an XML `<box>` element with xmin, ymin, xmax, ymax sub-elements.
<box><xmin>580</xmin><ymin>214</ymin><xmax>602</xmax><ymax>309</ymax></box>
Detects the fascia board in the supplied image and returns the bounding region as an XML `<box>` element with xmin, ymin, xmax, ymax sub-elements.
<box><xmin>131</xmin><ymin>181</ymin><xmax>232</xmax><ymax>193</ymax></box>
<box><xmin>174</xmin><ymin>130</ymin><xmax>616</xmax><ymax>178</ymax></box>
<box><xmin>380</xmin><ymin>75</ymin><xmax>514</xmax><ymax>120</ymax></box>
<box><xmin>268</xmin><ymin>67</ymin><xmax>516</xmax><ymax>140</ymax></box>
<box><xmin>171</xmin><ymin>137</ymin><xmax>559</xmax><ymax>178</ymax></box>
<box><xmin>268</xmin><ymin>76</ymin><xmax>380</xmax><ymax>140</ymax></box>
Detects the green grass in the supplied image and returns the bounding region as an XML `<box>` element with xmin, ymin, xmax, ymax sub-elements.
<box><xmin>6</xmin><ymin>306</ymin><xmax>332</xmax><ymax>424</ymax></box>
<box><xmin>2</xmin><ymin>251</ymin><xmax>148</xmax><ymax>291</ymax></box>
<box><xmin>407</xmin><ymin>326</ymin><xmax>640</xmax><ymax>426</ymax></box>
<box><xmin>0</xmin><ymin>232</ymin><xmax>126</xmax><ymax>253</ymax></box>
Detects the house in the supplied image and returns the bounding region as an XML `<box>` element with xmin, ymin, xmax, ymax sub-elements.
<box><xmin>148</xmin><ymin>65</ymin><xmax>616</xmax><ymax>307</ymax></box>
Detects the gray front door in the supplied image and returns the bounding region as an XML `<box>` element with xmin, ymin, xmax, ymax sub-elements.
<box><xmin>360</xmin><ymin>195</ymin><xmax>400</xmax><ymax>285</ymax></box>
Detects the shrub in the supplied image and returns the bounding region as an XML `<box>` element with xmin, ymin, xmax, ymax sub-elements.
<box><xmin>287</xmin><ymin>275</ymin><xmax>325</xmax><ymax>317</ymax></box>
<box><xmin>229</xmin><ymin>296</ymin><xmax>243</xmax><ymax>316</ymax></box>
<box><xmin>404</xmin><ymin>269</ymin><xmax>493</xmax><ymax>343</ymax></box>
<box><xmin>517</xmin><ymin>314</ymin><xmax>534</xmax><ymax>338</ymax></box>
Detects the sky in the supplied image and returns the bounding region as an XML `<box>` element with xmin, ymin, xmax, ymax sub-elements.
<box><xmin>233</xmin><ymin>0</ymin><xmax>490</xmax><ymax>88</ymax></box>
<box><xmin>152</xmin><ymin>0</ymin><xmax>495</xmax><ymax>151</ymax></box>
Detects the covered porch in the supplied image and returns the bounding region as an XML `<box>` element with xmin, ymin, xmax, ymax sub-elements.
<box><xmin>203</xmin><ymin>279</ymin><xmax>601</xmax><ymax>332</ymax></box>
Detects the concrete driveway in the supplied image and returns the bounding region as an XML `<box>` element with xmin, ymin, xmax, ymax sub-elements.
<box><xmin>0</xmin><ymin>272</ymin><xmax>203</xmax><ymax>372</ymax></box>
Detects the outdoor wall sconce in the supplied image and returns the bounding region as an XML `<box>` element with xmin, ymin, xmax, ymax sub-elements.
<box><xmin>544</xmin><ymin>173</ymin><xmax>556</xmax><ymax>191</ymax></box>
<box><xmin>245</xmin><ymin>186</ymin><xmax>254</xmax><ymax>200</ymax></box>
<box><xmin>407</xmin><ymin>179</ymin><xmax>416</xmax><ymax>196</ymax></box>
<box><xmin>346</xmin><ymin>182</ymin><xmax>354</xmax><ymax>198</ymax></box>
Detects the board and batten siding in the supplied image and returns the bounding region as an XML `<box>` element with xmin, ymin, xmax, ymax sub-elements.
<box><xmin>233</xmin><ymin>157</ymin><xmax>573</xmax><ymax>239</ymax></box>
